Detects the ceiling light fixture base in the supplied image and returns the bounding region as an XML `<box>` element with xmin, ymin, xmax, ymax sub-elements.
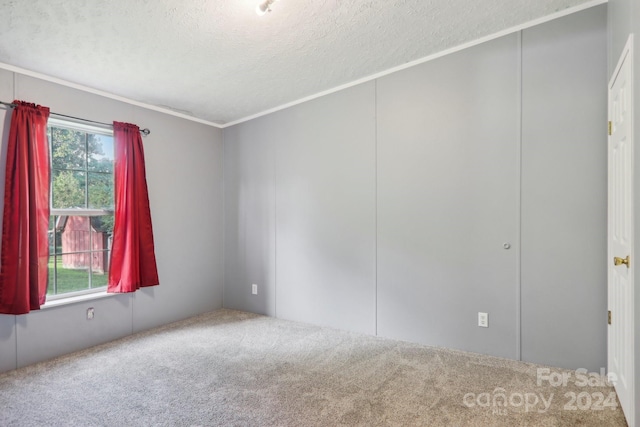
<box><xmin>256</xmin><ymin>0</ymin><xmax>279</xmax><ymax>16</ymax></box>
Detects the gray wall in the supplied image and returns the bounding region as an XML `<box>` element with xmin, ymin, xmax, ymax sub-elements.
<box><xmin>609</xmin><ymin>0</ymin><xmax>640</xmax><ymax>424</ymax></box>
<box><xmin>521</xmin><ymin>8</ymin><xmax>607</xmax><ymax>370</ymax></box>
<box><xmin>224</xmin><ymin>5</ymin><xmax>607</xmax><ymax>371</ymax></box>
<box><xmin>376</xmin><ymin>34</ymin><xmax>520</xmax><ymax>359</ymax></box>
<box><xmin>0</xmin><ymin>69</ymin><xmax>15</xmax><ymax>373</ymax></box>
<box><xmin>0</xmin><ymin>71</ymin><xmax>224</xmax><ymax>373</ymax></box>
<box><xmin>224</xmin><ymin>116</ymin><xmax>277</xmax><ymax>317</ymax></box>
<box><xmin>224</xmin><ymin>83</ymin><xmax>377</xmax><ymax>334</ymax></box>
<box><xmin>274</xmin><ymin>83</ymin><xmax>376</xmax><ymax>334</ymax></box>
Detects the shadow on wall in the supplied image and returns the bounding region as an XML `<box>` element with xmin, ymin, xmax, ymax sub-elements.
<box><xmin>0</xmin><ymin>317</ymin><xmax>13</xmax><ymax>340</ymax></box>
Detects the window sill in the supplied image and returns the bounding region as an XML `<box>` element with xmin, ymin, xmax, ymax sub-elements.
<box><xmin>42</xmin><ymin>290</ymin><xmax>115</xmax><ymax>309</ymax></box>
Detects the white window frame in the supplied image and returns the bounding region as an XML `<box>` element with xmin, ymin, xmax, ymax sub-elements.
<box><xmin>46</xmin><ymin>118</ymin><xmax>114</xmax><ymax>301</ymax></box>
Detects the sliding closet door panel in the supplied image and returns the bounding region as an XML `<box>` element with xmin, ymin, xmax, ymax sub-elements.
<box><xmin>377</xmin><ymin>34</ymin><xmax>520</xmax><ymax>359</ymax></box>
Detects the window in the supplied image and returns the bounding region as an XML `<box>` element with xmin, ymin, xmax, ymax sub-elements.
<box><xmin>47</xmin><ymin>119</ymin><xmax>114</xmax><ymax>298</ymax></box>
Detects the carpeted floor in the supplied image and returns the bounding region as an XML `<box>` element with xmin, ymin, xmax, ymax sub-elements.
<box><xmin>0</xmin><ymin>309</ymin><xmax>628</xmax><ymax>426</ymax></box>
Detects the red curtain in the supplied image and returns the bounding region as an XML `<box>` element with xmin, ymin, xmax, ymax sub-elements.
<box><xmin>0</xmin><ymin>101</ymin><xmax>50</xmax><ymax>314</ymax></box>
<box><xmin>108</xmin><ymin>122</ymin><xmax>159</xmax><ymax>293</ymax></box>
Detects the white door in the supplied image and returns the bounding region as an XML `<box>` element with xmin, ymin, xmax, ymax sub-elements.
<box><xmin>608</xmin><ymin>34</ymin><xmax>635</xmax><ymax>427</ymax></box>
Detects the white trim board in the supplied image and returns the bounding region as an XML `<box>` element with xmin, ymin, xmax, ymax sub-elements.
<box><xmin>0</xmin><ymin>61</ymin><xmax>223</xmax><ymax>128</ymax></box>
<box><xmin>222</xmin><ymin>0</ymin><xmax>607</xmax><ymax>127</ymax></box>
<box><xmin>0</xmin><ymin>0</ymin><xmax>607</xmax><ymax>130</ymax></box>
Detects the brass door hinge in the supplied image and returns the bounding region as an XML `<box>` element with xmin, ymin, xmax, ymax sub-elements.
<box><xmin>608</xmin><ymin>310</ymin><xmax>612</xmax><ymax>325</ymax></box>
<box><xmin>609</xmin><ymin>121</ymin><xmax>612</xmax><ymax>136</ymax></box>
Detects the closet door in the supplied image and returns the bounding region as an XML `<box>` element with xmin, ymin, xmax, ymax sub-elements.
<box><xmin>377</xmin><ymin>34</ymin><xmax>520</xmax><ymax>359</ymax></box>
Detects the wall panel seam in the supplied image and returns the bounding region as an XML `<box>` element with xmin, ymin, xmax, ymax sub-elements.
<box><xmin>14</xmin><ymin>316</ymin><xmax>18</xmax><ymax>371</ymax></box>
<box><xmin>516</xmin><ymin>30</ymin><xmax>523</xmax><ymax>362</ymax></box>
<box><xmin>374</xmin><ymin>79</ymin><xmax>378</xmax><ymax>336</ymax></box>
<box><xmin>222</xmin><ymin>130</ymin><xmax>226</xmax><ymax>308</ymax></box>
<box><xmin>274</xmin><ymin>123</ymin><xmax>278</xmax><ymax>318</ymax></box>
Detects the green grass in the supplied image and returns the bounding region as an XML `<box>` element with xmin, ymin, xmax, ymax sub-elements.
<box><xmin>47</xmin><ymin>258</ymin><xmax>107</xmax><ymax>295</ymax></box>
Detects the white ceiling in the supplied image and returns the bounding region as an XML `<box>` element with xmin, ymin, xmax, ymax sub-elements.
<box><xmin>0</xmin><ymin>0</ymin><xmax>598</xmax><ymax>126</ymax></box>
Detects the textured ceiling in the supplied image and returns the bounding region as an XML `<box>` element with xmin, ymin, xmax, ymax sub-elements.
<box><xmin>0</xmin><ymin>0</ymin><xmax>597</xmax><ymax>125</ymax></box>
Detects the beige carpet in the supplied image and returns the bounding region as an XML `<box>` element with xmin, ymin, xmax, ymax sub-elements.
<box><xmin>0</xmin><ymin>309</ymin><xmax>628</xmax><ymax>426</ymax></box>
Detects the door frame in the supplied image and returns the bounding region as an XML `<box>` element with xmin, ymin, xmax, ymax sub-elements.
<box><xmin>608</xmin><ymin>33</ymin><xmax>635</xmax><ymax>427</ymax></box>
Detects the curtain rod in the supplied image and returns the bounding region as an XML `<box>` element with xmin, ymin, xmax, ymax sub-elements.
<box><xmin>0</xmin><ymin>100</ymin><xmax>151</xmax><ymax>136</ymax></box>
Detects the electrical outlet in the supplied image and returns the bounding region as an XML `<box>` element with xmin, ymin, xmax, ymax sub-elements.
<box><xmin>478</xmin><ymin>312</ymin><xmax>488</xmax><ymax>328</ymax></box>
<box><xmin>252</xmin><ymin>284</ymin><xmax>258</xmax><ymax>295</ymax></box>
<box><xmin>87</xmin><ymin>307</ymin><xmax>95</xmax><ymax>320</ymax></box>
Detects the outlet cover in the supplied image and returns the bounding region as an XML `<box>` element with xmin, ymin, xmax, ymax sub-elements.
<box><xmin>252</xmin><ymin>284</ymin><xmax>258</xmax><ymax>295</ymax></box>
<box><xmin>478</xmin><ymin>312</ymin><xmax>488</xmax><ymax>328</ymax></box>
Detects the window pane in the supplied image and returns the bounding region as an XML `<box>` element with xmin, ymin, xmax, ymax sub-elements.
<box><xmin>48</xmin><ymin>255</ymin><xmax>95</xmax><ymax>295</ymax></box>
<box><xmin>48</xmin><ymin>217</ymin><xmax>56</xmax><ymax>254</ymax></box>
<box><xmin>50</xmin><ymin>127</ymin><xmax>86</xmax><ymax>171</ymax></box>
<box><xmin>57</xmin><ymin>215</ymin><xmax>92</xmax><ymax>254</ymax></box>
<box><xmin>47</xmin><ymin>255</ymin><xmax>57</xmax><ymax>295</ymax></box>
<box><xmin>88</xmin><ymin>134</ymin><xmax>114</xmax><ymax>172</ymax></box>
<box><xmin>50</xmin><ymin>260</ymin><xmax>90</xmax><ymax>295</ymax></box>
<box><xmin>91</xmin><ymin>214</ymin><xmax>114</xmax><ymax>236</ymax></box>
<box><xmin>52</xmin><ymin>170</ymin><xmax>86</xmax><ymax>208</ymax></box>
<box><xmin>90</xmin><ymin>250</ymin><xmax>109</xmax><ymax>288</ymax></box>
<box><xmin>51</xmin><ymin>215</ymin><xmax>63</xmax><ymax>255</ymax></box>
<box><xmin>91</xmin><ymin>216</ymin><xmax>113</xmax><ymax>287</ymax></box>
<box><xmin>88</xmin><ymin>172</ymin><xmax>113</xmax><ymax>210</ymax></box>
<box><xmin>47</xmin><ymin>121</ymin><xmax>113</xmax><ymax>297</ymax></box>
